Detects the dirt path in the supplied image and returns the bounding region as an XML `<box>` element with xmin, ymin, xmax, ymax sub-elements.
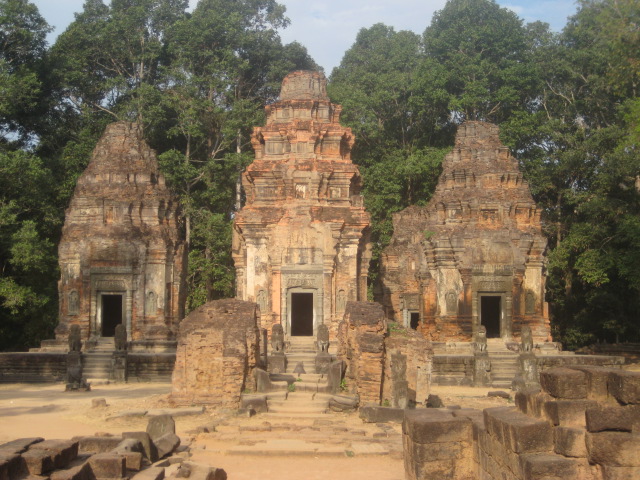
<box><xmin>0</xmin><ymin>382</ymin><xmax>514</xmax><ymax>479</ymax></box>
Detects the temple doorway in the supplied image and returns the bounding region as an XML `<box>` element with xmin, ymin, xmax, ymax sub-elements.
<box><xmin>480</xmin><ymin>295</ymin><xmax>501</xmax><ymax>338</ymax></box>
<box><xmin>101</xmin><ymin>294</ymin><xmax>123</xmax><ymax>337</ymax></box>
<box><xmin>290</xmin><ymin>292</ymin><xmax>313</xmax><ymax>336</ymax></box>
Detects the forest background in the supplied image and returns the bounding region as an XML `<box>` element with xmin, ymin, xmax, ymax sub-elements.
<box><xmin>1</xmin><ymin>0</ymin><xmax>639</xmax><ymax>351</ymax></box>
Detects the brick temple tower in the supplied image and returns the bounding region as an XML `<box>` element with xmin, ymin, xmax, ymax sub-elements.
<box><xmin>54</xmin><ymin>122</ymin><xmax>186</xmax><ymax>349</ymax></box>
<box><xmin>232</xmin><ymin>71</ymin><xmax>371</xmax><ymax>341</ymax></box>
<box><xmin>379</xmin><ymin>121</ymin><xmax>549</xmax><ymax>343</ymax></box>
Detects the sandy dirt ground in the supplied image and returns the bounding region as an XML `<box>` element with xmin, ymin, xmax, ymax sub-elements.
<box><xmin>0</xmin><ymin>381</ymin><xmax>518</xmax><ymax>480</ymax></box>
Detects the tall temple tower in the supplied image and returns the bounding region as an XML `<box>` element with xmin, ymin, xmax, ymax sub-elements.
<box><xmin>55</xmin><ymin>122</ymin><xmax>186</xmax><ymax>349</ymax></box>
<box><xmin>233</xmin><ymin>71</ymin><xmax>371</xmax><ymax>341</ymax></box>
<box><xmin>379</xmin><ymin>122</ymin><xmax>549</xmax><ymax>343</ymax></box>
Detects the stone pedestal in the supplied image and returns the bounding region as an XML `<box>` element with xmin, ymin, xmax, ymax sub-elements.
<box><xmin>268</xmin><ymin>352</ymin><xmax>287</xmax><ymax>374</ymax></box>
<box><xmin>315</xmin><ymin>352</ymin><xmax>332</xmax><ymax>374</ymax></box>
<box><xmin>111</xmin><ymin>352</ymin><xmax>127</xmax><ymax>383</ymax></box>
<box><xmin>65</xmin><ymin>351</ymin><xmax>90</xmax><ymax>391</ymax></box>
<box><xmin>473</xmin><ymin>351</ymin><xmax>491</xmax><ymax>387</ymax></box>
<box><xmin>518</xmin><ymin>352</ymin><xmax>539</xmax><ymax>388</ymax></box>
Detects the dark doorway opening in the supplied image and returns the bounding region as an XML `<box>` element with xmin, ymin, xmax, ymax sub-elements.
<box><xmin>481</xmin><ymin>296</ymin><xmax>501</xmax><ymax>338</ymax></box>
<box><xmin>291</xmin><ymin>292</ymin><xmax>313</xmax><ymax>336</ymax></box>
<box><xmin>410</xmin><ymin>312</ymin><xmax>420</xmax><ymax>330</ymax></box>
<box><xmin>102</xmin><ymin>294</ymin><xmax>123</xmax><ymax>337</ymax></box>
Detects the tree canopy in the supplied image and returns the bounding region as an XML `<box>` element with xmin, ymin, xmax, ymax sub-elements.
<box><xmin>1</xmin><ymin>0</ymin><xmax>639</xmax><ymax>350</ymax></box>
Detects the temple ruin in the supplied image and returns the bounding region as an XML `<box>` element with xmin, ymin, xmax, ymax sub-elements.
<box><xmin>379</xmin><ymin>121</ymin><xmax>550</xmax><ymax>343</ymax></box>
<box><xmin>232</xmin><ymin>71</ymin><xmax>371</xmax><ymax>342</ymax></box>
<box><xmin>52</xmin><ymin>122</ymin><xmax>186</xmax><ymax>350</ymax></box>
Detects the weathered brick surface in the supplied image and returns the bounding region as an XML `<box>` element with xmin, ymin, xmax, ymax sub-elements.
<box><xmin>233</xmin><ymin>71</ymin><xmax>371</xmax><ymax>342</ymax></box>
<box><xmin>170</xmin><ymin>299</ymin><xmax>260</xmax><ymax>408</ymax></box>
<box><xmin>54</xmin><ymin>122</ymin><xmax>186</xmax><ymax>345</ymax></box>
<box><xmin>337</xmin><ymin>301</ymin><xmax>386</xmax><ymax>404</ymax></box>
<box><xmin>540</xmin><ymin>368</ymin><xmax>588</xmax><ymax>399</ymax></box>
<box><xmin>379</xmin><ymin>121</ymin><xmax>549</xmax><ymax>343</ymax></box>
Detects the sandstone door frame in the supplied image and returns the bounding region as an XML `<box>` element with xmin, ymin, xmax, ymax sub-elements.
<box><xmin>284</xmin><ymin>287</ymin><xmax>319</xmax><ymax>338</ymax></box>
<box><xmin>475</xmin><ymin>292</ymin><xmax>512</xmax><ymax>339</ymax></box>
<box><xmin>95</xmin><ymin>291</ymin><xmax>127</xmax><ymax>338</ymax></box>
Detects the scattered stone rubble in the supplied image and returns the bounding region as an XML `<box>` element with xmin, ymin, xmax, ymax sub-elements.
<box><xmin>0</xmin><ymin>416</ymin><xmax>226</xmax><ymax>480</ymax></box>
<box><xmin>402</xmin><ymin>366</ymin><xmax>640</xmax><ymax>479</ymax></box>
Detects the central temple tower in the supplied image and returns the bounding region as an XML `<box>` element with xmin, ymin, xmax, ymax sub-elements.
<box><xmin>232</xmin><ymin>71</ymin><xmax>371</xmax><ymax>341</ymax></box>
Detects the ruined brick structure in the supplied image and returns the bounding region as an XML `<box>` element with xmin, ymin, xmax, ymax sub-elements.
<box><xmin>233</xmin><ymin>71</ymin><xmax>371</xmax><ymax>341</ymax></box>
<box><xmin>380</xmin><ymin>121</ymin><xmax>549</xmax><ymax>343</ymax></box>
<box><xmin>403</xmin><ymin>367</ymin><xmax>640</xmax><ymax>480</ymax></box>
<box><xmin>54</xmin><ymin>122</ymin><xmax>186</xmax><ymax>348</ymax></box>
<box><xmin>170</xmin><ymin>299</ymin><xmax>260</xmax><ymax>407</ymax></box>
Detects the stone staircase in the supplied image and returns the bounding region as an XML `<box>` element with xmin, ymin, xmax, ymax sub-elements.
<box><xmin>261</xmin><ymin>336</ymin><xmax>333</xmax><ymax>418</ymax></box>
<box><xmin>83</xmin><ymin>337</ymin><xmax>114</xmax><ymax>383</ymax></box>
<box><xmin>487</xmin><ymin>339</ymin><xmax>519</xmax><ymax>388</ymax></box>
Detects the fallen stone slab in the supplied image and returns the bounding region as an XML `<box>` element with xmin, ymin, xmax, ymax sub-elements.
<box><xmin>29</xmin><ymin>440</ymin><xmax>79</xmax><ymax>470</ymax></box>
<box><xmin>488</xmin><ymin>391</ymin><xmax>510</xmax><ymax>399</ymax></box>
<box><xmin>240</xmin><ymin>395</ymin><xmax>267</xmax><ymax>413</ymax></box>
<box><xmin>121</xmin><ymin>433</ymin><xmax>154</xmax><ymax>462</ymax></box>
<box><xmin>146</xmin><ymin>416</ymin><xmax>175</xmax><ymax>442</ymax></box>
<box><xmin>0</xmin><ymin>452</ymin><xmax>28</xmax><ymax>480</ymax></box>
<box><xmin>50</xmin><ymin>461</ymin><xmax>92</xmax><ymax>480</ymax></box>
<box><xmin>177</xmin><ymin>461</ymin><xmax>226</xmax><ymax>480</ymax></box>
<box><xmin>0</xmin><ymin>438</ymin><xmax>44</xmax><ymax>455</ymax></box>
<box><xmin>75</xmin><ymin>437</ymin><xmax>122</xmax><ymax>455</ymax></box>
<box><xmin>145</xmin><ymin>408</ymin><xmax>204</xmax><ymax>418</ymax></box>
<box><xmin>359</xmin><ymin>405</ymin><xmax>405</xmax><ymax>423</ymax></box>
<box><xmin>108</xmin><ymin>410</ymin><xmax>147</xmax><ymax>419</ymax></box>
<box><xmin>87</xmin><ymin>453</ymin><xmax>126</xmax><ymax>480</ymax></box>
<box><xmin>328</xmin><ymin>395</ymin><xmax>358</xmax><ymax>413</ymax></box>
<box><xmin>129</xmin><ymin>466</ymin><xmax>164</xmax><ymax>480</ymax></box>
<box><xmin>153</xmin><ymin>433</ymin><xmax>180</xmax><ymax>460</ymax></box>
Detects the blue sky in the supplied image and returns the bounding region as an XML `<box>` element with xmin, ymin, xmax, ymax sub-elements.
<box><xmin>32</xmin><ymin>0</ymin><xmax>578</xmax><ymax>74</ymax></box>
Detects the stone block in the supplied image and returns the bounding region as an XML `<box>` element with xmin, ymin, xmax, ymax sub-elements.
<box><xmin>567</xmin><ymin>366</ymin><xmax>614</xmax><ymax>401</ymax></box>
<box><xmin>544</xmin><ymin>399</ymin><xmax>597</xmax><ymax>427</ymax></box>
<box><xmin>554</xmin><ymin>427</ymin><xmax>587</xmax><ymax>458</ymax></box>
<box><xmin>87</xmin><ymin>453</ymin><xmax>126</xmax><ymax>480</ymax></box>
<box><xmin>267</xmin><ymin>353</ymin><xmax>286</xmax><ymax>374</ymax></box>
<box><xmin>600</xmin><ymin>466</ymin><xmax>640</xmax><ymax>480</ymax></box>
<box><xmin>484</xmin><ymin>407</ymin><xmax>553</xmax><ymax>454</ymax></box>
<box><xmin>76</xmin><ymin>437</ymin><xmax>122</xmax><ymax>455</ymax></box>
<box><xmin>520</xmin><ymin>453</ymin><xmax>583</xmax><ymax>480</ymax></box>
<box><xmin>608</xmin><ymin>370</ymin><xmax>640</xmax><ymax>405</ymax></box>
<box><xmin>359</xmin><ymin>405</ymin><xmax>404</xmax><ymax>423</ymax></box>
<box><xmin>328</xmin><ymin>395</ymin><xmax>358</xmax><ymax>413</ymax></box>
<box><xmin>0</xmin><ymin>438</ymin><xmax>44</xmax><ymax>455</ymax></box>
<box><xmin>178</xmin><ymin>461</ymin><xmax>227</xmax><ymax>480</ymax></box>
<box><xmin>28</xmin><ymin>440</ymin><xmax>78</xmax><ymax>470</ymax></box>
<box><xmin>146</xmin><ymin>416</ymin><xmax>175</xmax><ymax>442</ymax></box>
<box><xmin>121</xmin><ymin>433</ymin><xmax>154</xmax><ymax>462</ymax></box>
<box><xmin>585</xmin><ymin>404</ymin><xmax>640</xmax><ymax>432</ymax></box>
<box><xmin>540</xmin><ymin>368</ymin><xmax>588</xmax><ymax>399</ymax></box>
<box><xmin>129</xmin><ymin>467</ymin><xmax>165</xmax><ymax>480</ymax></box>
<box><xmin>240</xmin><ymin>395</ymin><xmax>267</xmax><ymax>413</ymax></box>
<box><xmin>50</xmin><ymin>462</ymin><xmax>93</xmax><ymax>480</ymax></box>
<box><xmin>587</xmin><ymin>431</ymin><xmax>640</xmax><ymax>467</ymax></box>
<box><xmin>20</xmin><ymin>449</ymin><xmax>55</xmax><ymax>475</ymax></box>
<box><xmin>403</xmin><ymin>409</ymin><xmax>472</xmax><ymax>444</ymax></box>
<box><xmin>0</xmin><ymin>452</ymin><xmax>27</xmax><ymax>480</ymax></box>
<box><xmin>153</xmin><ymin>433</ymin><xmax>180</xmax><ymax>459</ymax></box>
<box><xmin>315</xmin><ymin>352</ymin><xmax>331</xmax><ymax>375</ymax></box>
<box><xmin>515</xmin><ymin>389</ymin><xmax>551</xmax><ymax>418</ymax></box>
